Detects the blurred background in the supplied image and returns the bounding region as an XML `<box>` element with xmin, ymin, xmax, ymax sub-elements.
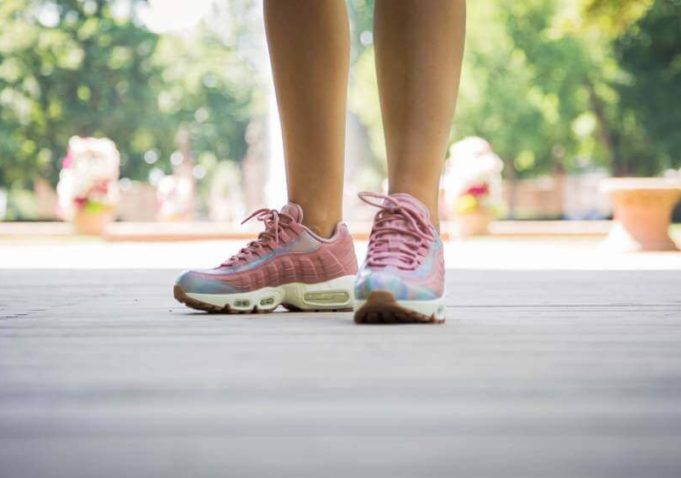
<box><xmin>0</xmin><ymin>0</ymin><xmax>680</xmax><ymax>250</ymax></box>
<box><xmin>3</xmin><ymin>4</ymin><xmax>681</xmax><ymax>476</ymax></box>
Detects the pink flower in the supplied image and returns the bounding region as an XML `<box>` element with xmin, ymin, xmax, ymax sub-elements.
<box><xmin>464</xmin><ymin>183</ymin><xmax>489</xmax><ymax>197</ymax></box>
<box><xmin>62</xmin><ymin>151</ymin><xmax>74</xmax><ymax>169</ymax></box>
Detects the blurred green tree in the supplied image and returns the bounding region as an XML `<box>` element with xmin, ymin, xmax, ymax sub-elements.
<box><xmin>454</xmin><ymin>0</ymin><xmax>680</xmax><ymax>177</ymax></box>
<box><xmin>0</xmin><ymin>0</ymin><xmax>254</xmax><ymax>193</ymax></box>
<box><xmin>349</xmin><ymin>0</ymin><xmax>607</xmax><ymax>179</ymax></box>
<box><xmin>579</xmin><ymin>0</ymin><xmax>655</xmax><ymax>36</ymax></box>
<box><xmin>151</xmin><ymin>21</ymin><xmax>254</xmax><ymax>179</ymax></box>
<box><xmin>348</xmin><ymin>0</ymin><xmax>375</xmax><ymax>61</ymax></box>
<box><xmin>2</xmin><ymin>0</ymin><xmax>679</xmax><ymax>201</ymax></box>
<box><xmin>613</xmin><ymin>0</ymin><xmax>681</xmax><ymax>175</ymax></box>
<box><xmin>0</xmin><ymin>0</ymin><xmax>163</xmax><ymax>187</ymax></box>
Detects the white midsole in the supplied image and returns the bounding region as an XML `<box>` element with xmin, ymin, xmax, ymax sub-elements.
<box><xmin>186</xmin><ymin>275</ymin><xmax>355</xmax><ymax>311</ymax></box>
<box><xmin>354</xmin><ymin>295</ymin><xmax>446</xmax><ymax>321</ymax></box>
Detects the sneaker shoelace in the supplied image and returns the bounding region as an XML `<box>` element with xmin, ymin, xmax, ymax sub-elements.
<box><xmin>358</xmin><ymin>192</ymin><xmax>434</xmax><ymax>271</ymax></box>
<box><xmin>222</xmin><ymin>208</ymin><xmax>295</xmax><ymax>266</ymax></box>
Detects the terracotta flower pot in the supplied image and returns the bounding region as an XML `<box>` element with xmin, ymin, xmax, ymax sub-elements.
<box><xmin>454</xmin><ymin>210</ymin><xmax>492</xmax><ymax>237</ymax></box>
<box><xmin>73</xmin><ymin>208</ymin><xmax>115</xmax><ymax>236</ymax></box>
<box><xmin>601</xmin><ymin>178</ymin><xmax>681</xmax><ymax>252</ymax></box>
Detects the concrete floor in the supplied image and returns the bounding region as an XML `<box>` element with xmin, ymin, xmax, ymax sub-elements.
<box><xmin>1</xmin><ymin>266</ymin><xmax>680</xmax><ymax>477</ymax></box>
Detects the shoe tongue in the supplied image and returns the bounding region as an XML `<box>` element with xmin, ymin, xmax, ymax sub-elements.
<box><xmin>387</xmin><ymin>193</ymin><xmax>430</xmax><ymax>220</ymax></box>
<box><xmin>280</xmin><ymin>202</ymin><xmax>304</xmax><ymax>223</ymax></box>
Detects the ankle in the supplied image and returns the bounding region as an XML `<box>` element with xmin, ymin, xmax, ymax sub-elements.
<box><xmin>290</xmin><ymin>198</ymin><xmax>341</xmax><ymax>238</ymax></box>
<box><xmin>299</xmin><ymin>205</ymin><xmax>341</xmax><ymax>237</ymax></box>
<box><xmin>303</xmin><ymin>218</ymin><xmax>338</xmax><ymax>238</ymax></box>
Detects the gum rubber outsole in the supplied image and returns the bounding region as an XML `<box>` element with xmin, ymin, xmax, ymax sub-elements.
<box><xmin>353</xmin><ymin>290</ymin><xmax>444</xmax><ymax>324</ymax></box>
<box><xmin>173</xmin><ymin>285</ymin><xmax>353</xmax><ymax>314</ymax></box>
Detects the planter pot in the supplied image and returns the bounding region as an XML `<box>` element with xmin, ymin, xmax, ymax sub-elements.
<box><xmin>601</xmin><ymin>178</ymin><xmax>681</xmax><ymax>252</ymax></box>
<box><xmin>454</xmin><ymin>210</ymin><xmax>492</xmax><ymax>237</ymax></box>
<box><xmin>73</xmin><ymin>208</ymin><xmax>115</xmax><ymax>236</ymax></box>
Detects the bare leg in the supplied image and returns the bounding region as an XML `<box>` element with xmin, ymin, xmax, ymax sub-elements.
<box><xmin>374</xmin><ymin>0</ymin><xmax>466</xmax><ymax>229</ymax></box>
<box><xmin>264</xmin><ymin>0</ymin><xmax>349</xmax><ymax>237</ymax></box>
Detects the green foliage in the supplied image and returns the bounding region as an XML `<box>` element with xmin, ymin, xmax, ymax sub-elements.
<box><xmin>0</xmin><ymin>0</ymin><xmax>161</xmax><ymax>187</ymax></box>
<box><xmin>149</xmin><ymin>25</ymin><xmax>254</xmax><ymax>177</ymax></box>
<box><xmin>348</xmin><ymin>0</ymin><xmax>375</xmax><ymax>61</ymax></box>
<box><xmin>453</xmin><ymin>0</ymin><xmax>604</xmax><ymax>177</ymax></box>
<box><xmin>348</xmin><ymin>0</ymin><xmax>680</xmax><ymax>178</ymax></box>
<box><xmin>349</xmin><ymin>47</ymin><xmax>385</xmax><ymax>171</ymax></box>
<box><xmin>1</xmin><ymin>0</ymin><xmax>679</xmax><ymax>196</ymax></box>
<box><xmin>0</xmin><ymin>0</ymin><xmax>255</xmax><ymax>190</ymax></box>
<box><xmin>613</xmin><ymin>0</ymin><xmax>681</xmax><ymax>174</ymax></box>
<box><xmin>579</xmin><ymin>0</ymin><xmax>655</xmax><ymax>36</ymax></box>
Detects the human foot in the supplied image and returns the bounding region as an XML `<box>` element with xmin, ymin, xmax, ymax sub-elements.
<box><xmin>174</xmin><ymin>202</ymin><xmax>358</xmax><ymax>313</ymax></box>
<box><xmin>354</xmin><ymin>192</ymin><xmax>445</xmax><ymax>324</ymax></box>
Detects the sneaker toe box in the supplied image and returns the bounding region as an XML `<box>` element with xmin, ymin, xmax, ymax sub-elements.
<box><xmin>175</xmin><ymin>269</ymin><xmax>240</xmax><ymax>295</ymax></box>
<box><xmin>354</xmin><ymin>269</ymin><xmax>439</xmax><ymax>301</ymax></box>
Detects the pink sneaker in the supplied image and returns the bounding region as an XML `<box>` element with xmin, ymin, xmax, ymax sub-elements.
<box><xmin>354</xmin><ymin>192</ymin><xmax>445</xmax><ymax>324</ymax></box>
<box><xmin>174</xmin><ymin>203</ymin><xmax>358</xmax><ymax>313</ymax></box>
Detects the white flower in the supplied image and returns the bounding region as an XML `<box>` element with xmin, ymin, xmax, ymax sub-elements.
<box><xmin>441</xmin><ymin>136</ymin><xmax>504</xmax><ymax>212</ymax></box>
<box><xmin>57</xmin><ymin>136</ymin><xmax>120</xmax><ymax>219</ymax></box>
